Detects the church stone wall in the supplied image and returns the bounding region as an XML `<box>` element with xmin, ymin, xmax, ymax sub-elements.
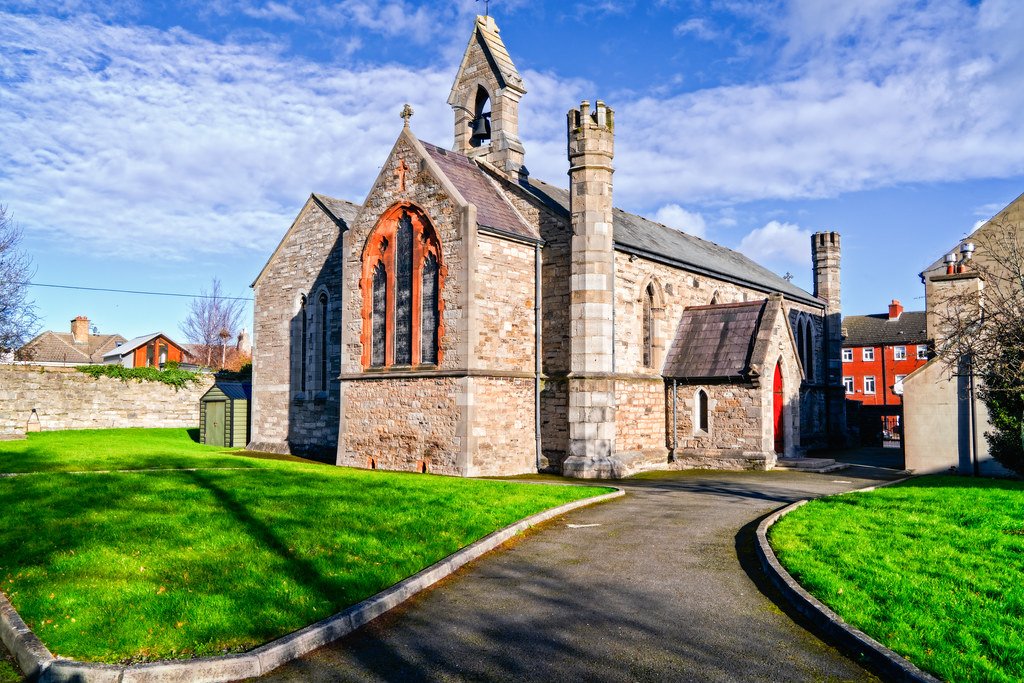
<box><xmin>250</xmin><ymin>200</ymin><xmax>344</xmax><ymax>458</ymax></box>
<box><xmin>473</xmin><ymin>233</ymin><xmax>536</xmax><ymax>373</ymax></box>
<box><xmin>468</xmin><ymin>377</ymin><xmax>536</xmax><ymax>476</ymax></box>
<box><xmin>615</xmin><ymin>377</ymin><xmax>668</xmax><ymax>460</ymax></box>
<box><xmin>338</xmin><ymin>377</ymin><xmax>462</xmax><ymax>474</ymax></box>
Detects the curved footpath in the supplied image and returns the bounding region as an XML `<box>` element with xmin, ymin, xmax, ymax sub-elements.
<box><xmin>259</xmin><ymin>465</ymin><xmax>903</xmax><ymax>682</ymax></box>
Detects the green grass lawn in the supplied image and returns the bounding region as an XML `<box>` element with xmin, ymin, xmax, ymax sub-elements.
<box><xmin>770</xmin><ymin>475</ymin><xmax>1024</xmax><ymax>683</ymax></box>
<box><xmin>0</xmin><ymin>429</ymin><xmax>611</xmax><ymax>664</ymax></box>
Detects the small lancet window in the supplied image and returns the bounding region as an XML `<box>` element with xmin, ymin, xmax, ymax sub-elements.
<box><xmin>697</xmin><ymin>389</ymin><xmax>710</xmax><ymax>433</ymax></box>
<box><xmin>371</xmin><ymin>263</ymin><xmax>387</xmax><ymax>367</ymax></box>
<box><xmin>300</xmin><ymin>294</ymin><xmax>308</xmax><ymax>392</ymax></box>
<box><xmin>642</xmin><ymin>283</ymin><xmax>655</xmax><ymax>368</ymax></box>
<box><xmin>318</xmin><ymin>292</ymin><xmax>329</xmax><ymax>392</ymax></box>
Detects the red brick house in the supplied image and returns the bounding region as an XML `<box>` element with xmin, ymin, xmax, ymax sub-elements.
<box><xmin>841</xmin><ymin>300</ymin><xmax>929</xmax><ymax>406</ymax></box>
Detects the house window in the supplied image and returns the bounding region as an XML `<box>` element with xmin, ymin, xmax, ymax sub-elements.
<box><xmin>894</xmin><ymin>374</ymin><xmax>907</xmax><ymax>393</ymax></box>
<box><xmin>318</xmin><ymin>292</ymin><xmax>329</xmax><ymax>392</ymax></box>
<box><xmin>842</xmin><ymin>348</ymin><xmax>853</xmax><ymax>362</ymax></box>
<box><xmin>361</xmin><ymin>203</ymin><xmax>445</xmax><ymax>369</ymax></box>
<box><xmin>862</xmin><ymin>347</ymin><xmax>875</xmax><ymax>362</ymax></box>
<box><xmin>159</xmin><ymin>343</ymin><xmax>168</xmax><ymax>367</ymax></box>
<box><xmin>843</xmin><ymin>376</ymin><xmax>854</xmax><ymax>393</ymax></box>
<box><xmin>894</xmin><ymin>346</ymin><xmax>907</xmax><ymax>361</ymax></box>
<box><xmin>695</xmin><ymin>389</ymin><xmax>710</xmax><ymax>434</ymax></box>
<box><xmin>642</xmin><ymin>283</ymin><xmax>655</xmax><ymax>368</ymax></box>
<box><xmin>146</xmin><ymin>342</ymin><xmax>155</xmax><ymax>367</ymax></box>
<box><xmin>864</xmin><ymin>376</ymin><xmax>876</xmax><ymax>394</ymax></box>
<box><xmin>917</xmin><ymin>345</ymin><xmax>929</xmax><ymax>360</ymax></box>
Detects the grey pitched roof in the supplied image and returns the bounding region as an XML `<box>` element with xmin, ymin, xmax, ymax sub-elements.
<box><xmin>522</xmin><ymin>178</ymin><xmax>821</xmax><ymax>306</ymax></box>
<box><xmin>921</xmin><ymin>190</ymin><xmax>1024</xmax><ymax>276</ymax></box>
<box><xmin>17</xmin><ymin>331</ymin><xmax>126</xmax><ymax>364</ymax></box>
<box><xmin>421</xmin><ymin>141</ymin><xmax>539</xmax><ymax>241</ymax></box>
<box><xmin>103</xmin><ymin>332</ymin><xmax>186</xmax><ymax>359</ymax></box>
<box><xmin>312</xmin><ymin>194</ymin><xmax>360</xmax><ymax>227</ymax></box>
<box><xmin>214</xmin><ymin>381</ymin><xmax>251</xmax><ymax>400</ymax></box>
<box><xmin>664</xmin><ymin>301</ymin><xmax>766</xmax><ymax>380</ymax></box>
<box><xmin>842</xmin><ymin>312</ymin><xmax>928</xmax><ymax>347</ymax></box>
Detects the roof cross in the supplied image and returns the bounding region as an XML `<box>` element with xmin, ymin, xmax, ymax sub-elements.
<box><xmin>400</xmin><ymin>103</ymin><xmax>414</xmax><ymax>127</ymax></box>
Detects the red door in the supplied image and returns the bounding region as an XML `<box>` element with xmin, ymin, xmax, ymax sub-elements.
<box><xmin>773</xmin><ymin>364</ymin><xmax>784</xmax><ymax>454</ymax></box>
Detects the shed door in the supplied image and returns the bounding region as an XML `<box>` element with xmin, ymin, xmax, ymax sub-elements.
<box><xmin>206</xmin><ymin>401</ymin><xmax>226</xmax><ymax>447</ymax></box>
<box><xmin>773</xmin><ymin>364</ymin><xmax>784</xmax><ymax>454</ymax></box>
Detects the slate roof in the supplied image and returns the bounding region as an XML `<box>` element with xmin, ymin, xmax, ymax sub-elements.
<box><xmin>16</xmin><ymin>331</ymin><xmax>126</xmax><ymax>364</ymax></box>
<box><xmin>842</xmin><ymin>311</ymin><xmax>928</xmax><ymax>347</ymax></box>
<box><xmin>312</xmin><ymin>194</ymin><xmax>360</xmax><ymax>227</ymax></box>
<box><xmin>209</xmin><ymin>381</ymin><xmax>251</xmax><ymax>401</ymax></box>
<box><xmin>663</xmin><ymin>301</ymin><xmax>766</xmax><ymax>379</ymax></box>
<box><xmin>522</xmin><ymin>178</ymin><xmax>821</xmax><ymax>306</ymax></box>
<box><xmin>421</xmin><ymin>141</ymin><xmax>539</xmax><ymax>241</ymax></box>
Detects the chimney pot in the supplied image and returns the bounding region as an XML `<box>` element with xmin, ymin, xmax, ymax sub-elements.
<box><xmin>888</xmin><ymin>299</ymin><xmax>903</xmax><ymax>320</ymax></box>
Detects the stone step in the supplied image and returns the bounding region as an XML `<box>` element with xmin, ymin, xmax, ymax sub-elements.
<box><xmin>774</xmin><ymin>457</ymin><xmax>850</xmax><ymax>473</ymax></box>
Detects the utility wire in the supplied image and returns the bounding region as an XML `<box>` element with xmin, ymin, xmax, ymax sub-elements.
<box><xmin>22</xmin><ymin>282</ymin><xmax>253</xmax><ymax>301</ymax></box>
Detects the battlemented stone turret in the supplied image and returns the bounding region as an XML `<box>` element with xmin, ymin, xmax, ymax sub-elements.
<box><xmin>811</xmin><ymin>231</ymin><xmax>847</xmax><ymax>444</ymax></box>
<box><xmin>563</xmin><ymin>100</ymin><xmax>618</xmax><ymax>479</ymax></box>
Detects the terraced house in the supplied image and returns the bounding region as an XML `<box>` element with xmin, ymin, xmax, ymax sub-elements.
<box><xmin>250</xmin><ymin>15</ymin><xmax>846</xmax><ymax>478</ymax></box>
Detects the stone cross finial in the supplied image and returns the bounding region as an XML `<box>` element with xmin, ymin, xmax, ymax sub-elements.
<box><xmin>400</xmin><ymin>103</ymin><xmax>414</xmax><ymax>127</ymax></box>
<box><xmin>394</xmin><ymin>159</ymin><xmax>410</xmax><ymax>192</ymax></box>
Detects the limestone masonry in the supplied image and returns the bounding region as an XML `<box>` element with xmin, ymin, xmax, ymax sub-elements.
<box><xmin>250</xmin><ymin>15</ymin><xmax>846</xmax><ymax>477</ymax></box>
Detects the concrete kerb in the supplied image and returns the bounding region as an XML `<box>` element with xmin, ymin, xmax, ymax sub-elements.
<box><xmin>755</xmin><ymin>477</ymin><xmax>942</xmax><ymax>683</ymax></box>
<box><xmin>2</xmin><ymin>486</ymin><xmax>624</xmax><ymax>683</ymax></box>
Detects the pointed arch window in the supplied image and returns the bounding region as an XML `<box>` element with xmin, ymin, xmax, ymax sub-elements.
<box><xmin>318</xmin><ymin>292</ymin><xmax>329</xmax><ymax>392</ymax></box>
<box><xmin>299</xmin><ymin>294</ymin><xmax>308</xmax><ymax>392</ymax></box>
<box><xmin>642</xmin><ymin>283</ymin><xmax>655</xmax><ymax>369</ymax></box>
<box><xmin>695</xmin><ymin>389</ymin><xmax>710</xmax><ymax>434</ymax></box>
<box><xmin>361</xmin><ymin>203</ymin><xmax>446</xmax><ymax>369</ymax></box>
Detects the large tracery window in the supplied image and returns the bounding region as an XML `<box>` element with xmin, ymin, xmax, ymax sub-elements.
<box><xmin>361</xmin><ymin>203</ymin><xmax>445</xmax><ymax>369</ymax></box>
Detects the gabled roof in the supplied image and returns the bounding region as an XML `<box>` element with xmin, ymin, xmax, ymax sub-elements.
<box><xmin>664</xmin><ymin>301</ymin><xmax>766</xmax><ymax>380</ymax></box>
<box><xmin>252</xmin><ymin>193</ymin><xmax>360</xmax><ymax>288</ymax></box>
<box><xmin>103</xmin><ymin>332</ymin><xmax>186</xmax><ymax>359</ymax></box>
<box><xmin>842</xmin><ymin>312</ymin><xmax>928</xmax><ymax>347</ymax></box>
<box><xmin>921</xmin><ymin>190</ymin><xmax>1024</xmax><ymax>277</ymax></box>
<box><xmin>17</xmin><ymin>330</ymin><xmax>126</xmax><ymax>364</ymax></box>
<box><xmin>521</xmin><ymin>178</ymin><xmax>821</xmax><ymax>307</ymax></box>
<box><xmin>448</xmin><ymin>15</ymin><xmax>525</xmax><ymax>103</ymax></box>
<box><xmin>421</xmin><ymin>140</ymin><xmax>538</xmax><ymax>241</ymax></box>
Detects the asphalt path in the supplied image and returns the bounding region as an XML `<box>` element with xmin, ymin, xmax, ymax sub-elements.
<box><xmin>256</xmin><ymin>465</ymin><xmax>901</xmax><ymax>682</ymax></box>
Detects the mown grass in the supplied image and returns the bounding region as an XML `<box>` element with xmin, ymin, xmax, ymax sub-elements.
<box><xmin>770</xmin><ymin>475</ymin><xmax>1024</xmax><ymax>683</ymax></box>
<box><xmin>0</xmin><ymin>429</ymin><xmax>611</xmax><ymax>664</ymax></box>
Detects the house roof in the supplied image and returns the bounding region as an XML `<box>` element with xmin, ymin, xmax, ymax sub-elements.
<box><xmin>920</xmin><ymin>190</ymin><xmax>1024</xmax><ymax>277</ymax></box>
<box><xmin>521</xmin><ymin>178</ymin><xmax>821</xmax><ymax>307</ymax></box>
<box><xmin>663</xmin><ymin>301</ymin><xmax>766</xmax><ymax>380</ymax></box>
<box><xmin>842</xmin><ymin>311</ymin><xmax>928</xmax><ymax>347</ymax></box>
<box><xmin>103</xmin><ymin>332</ymin><xmax>186</xmax><ymax>359</ymax></box>
<box><xmin>421</xmin><ymin>140</ymin><xmax>538</xmax><ymax>241</ymax></box>
<box><xmin>16</xmin><ymin>330</ymin><xmax>126</xmax><ymax>364</ymax></box>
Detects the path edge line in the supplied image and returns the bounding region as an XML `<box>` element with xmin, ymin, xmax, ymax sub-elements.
<box><xmin>755</xmin><ymin>476</ymin><xmax>942</xmax><ymax>683</ymax></box>
<box><xmin>4</xmin><ymin>487</ymin><xmax>623</xmax><ymax>682</ymax></box>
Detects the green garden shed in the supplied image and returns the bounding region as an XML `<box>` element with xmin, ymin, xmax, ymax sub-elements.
<box><xmin>199</xmin><ymin>381</ymin><xmax>251</xmax><ymax>448</ymax></box>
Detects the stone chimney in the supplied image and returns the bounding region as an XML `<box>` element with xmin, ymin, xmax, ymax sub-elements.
<box><xmin>563</xmin><ymin>100</ymin><xmax>617</xmax><ymax>479</ymax></box>
<box><xmin>70</xmin><ymin>316</ymin><xmax>90</xmax><ymax>344</ymax></box>
<box><xmin>236</xmin><ymin>328</ymin><xmax>252</xmax><ymax>356</ymax></box>
<box><xmin>888</xmin><ymin>299</ymin><xmax>904</xmax><ymax>320</ymax></box>
<box><xmin>925</xmin><ymin>272</ymin><xmax>984</xmax><ymax>346</ymax></box>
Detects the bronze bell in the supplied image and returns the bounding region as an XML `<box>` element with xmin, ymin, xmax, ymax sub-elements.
<box><xmin>470</xmin><ymin>113</ymin><xmax>491</xmax><ymax>143</ymax></box>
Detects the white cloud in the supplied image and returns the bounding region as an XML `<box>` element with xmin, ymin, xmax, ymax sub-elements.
<box><xmin>673</xmin><ymin>18</ymin><xmax>718</xmax><ymax>41</ymax></box>
<box><xmin>737</xmin><ymin>220</ymin><xmax>812</xmax><ymax>266</ymax></box>
<box><xmin>652</xmin><ymin>204</ymin><xmax>707</xmax><ymax>237</ymax></box>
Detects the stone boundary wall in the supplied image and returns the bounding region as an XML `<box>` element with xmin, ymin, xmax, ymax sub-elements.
<box><xmin>0</xmin><ymin>365</ymin><xmax>213</xmax><ymax>437</ymax></box>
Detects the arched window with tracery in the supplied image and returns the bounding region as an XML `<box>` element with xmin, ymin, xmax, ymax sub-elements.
<box><xmin>361</xmin><ymin>203</ymin><xmax>445</xmax><ymax>369</ymax></box>
<box><xmin>642</xmin><ymin>283</ymin><xmax>655</xmax><ymax>368</ymax></box>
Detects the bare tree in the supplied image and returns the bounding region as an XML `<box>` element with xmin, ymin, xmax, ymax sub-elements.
<box><xmin>179</xmin><ymin>277</ymin><xmax>245</xmax><ymax>369</ymax></box>
<box><xmin>0</xmin><ymin>206</ymin><xmax>38</xmax><ymax>355</ymax></box>
<box><xmin>932</xmin><ymin>218</ymin><xmax>1024</xmax><ymax>472</ymax></box>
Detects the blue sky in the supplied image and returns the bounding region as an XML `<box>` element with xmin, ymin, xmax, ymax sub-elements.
<box><xmin>2</xmin><ymin>0</ymin><xmax>1023</xmax><ymax>341</ymax></box>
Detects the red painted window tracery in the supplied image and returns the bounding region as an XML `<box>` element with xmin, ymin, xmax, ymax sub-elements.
<box><xmin>360</xmin><ymin>203</ymin><xmax>446</xmax><ymax>369</ymax></box>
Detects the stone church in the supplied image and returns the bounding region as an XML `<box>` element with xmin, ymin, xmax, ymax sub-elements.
<box><xmin>250</xmin><ymin>15</ymin><xmax>846</xmax><ymax>478</ymax></box>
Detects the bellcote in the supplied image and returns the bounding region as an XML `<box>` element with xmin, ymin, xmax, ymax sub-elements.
<box><xmin>448</xmin><ymin>15</ymin><xmax>527</xmax><ymax>174</ymax></box>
